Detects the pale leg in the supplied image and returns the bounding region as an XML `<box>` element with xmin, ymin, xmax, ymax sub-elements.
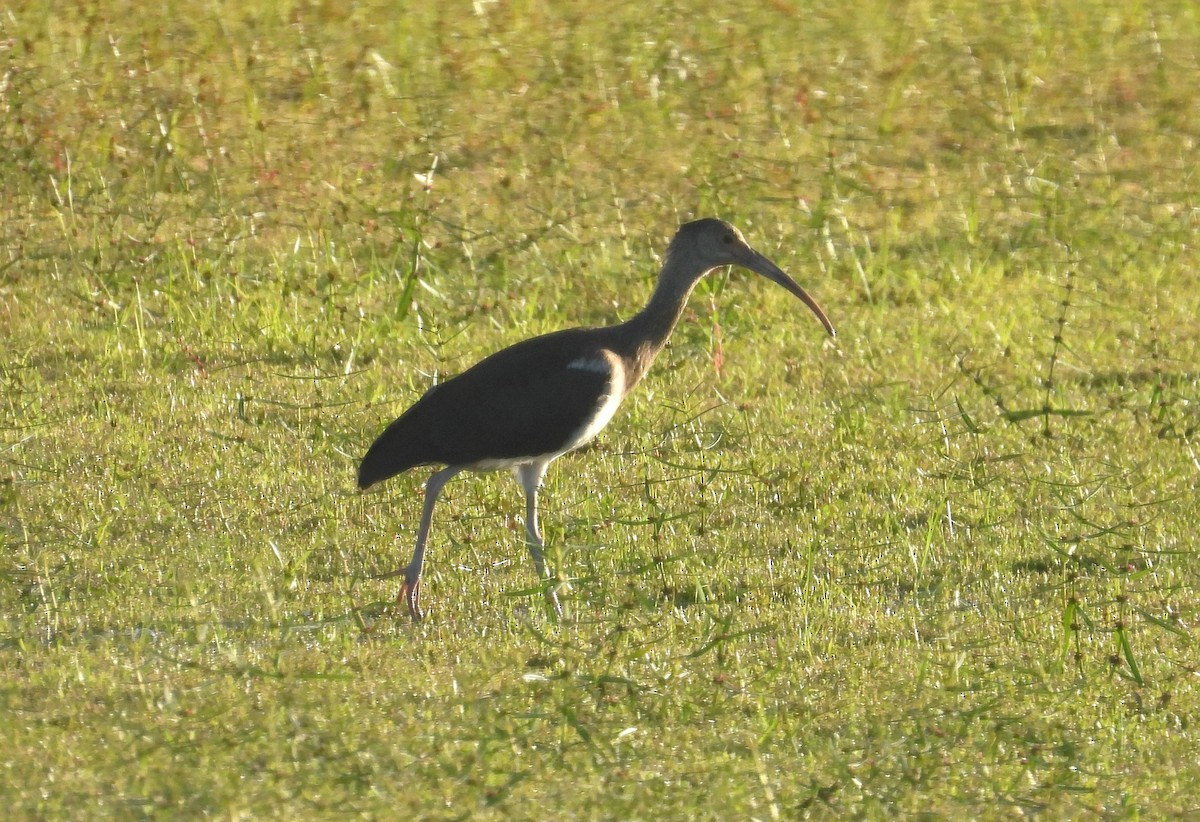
<box><xmin>515</xmin><ymin>460</ymin><xmax>562</xmax><ymax>617</ymax></box>
<box><xmin>397</xmin><ymin>465</ymin><xmax>461</xmax><ymax>620</ymax></box>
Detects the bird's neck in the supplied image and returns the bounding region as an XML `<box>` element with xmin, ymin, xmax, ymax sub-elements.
<box><xmin>613</xmin><ymin>252</ymin><xmax>712</xmax><ymax>390</ymax></box>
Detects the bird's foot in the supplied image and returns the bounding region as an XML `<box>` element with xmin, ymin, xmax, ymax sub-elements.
<box><xmin>397</xmin><ymin>578</ymin><xmax>424</xmax><ymax>621</ymax></box>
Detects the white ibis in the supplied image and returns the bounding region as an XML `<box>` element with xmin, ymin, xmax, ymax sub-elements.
<box><xmin>358</xmin><ymin>218</ymin><xmax>835</xmax><ymax>619</ymax></box>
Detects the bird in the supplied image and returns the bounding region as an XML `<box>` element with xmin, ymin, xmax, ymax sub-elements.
<box><xmin>358</xmin><ymin>218</ymin><xmax>835</xmax><ymax>620</ymax></box>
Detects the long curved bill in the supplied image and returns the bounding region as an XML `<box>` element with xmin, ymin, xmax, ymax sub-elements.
<box><xmin>740</xmin><ymin>248</ymin><xmax>836</xmax><ymax>337</ymax></box>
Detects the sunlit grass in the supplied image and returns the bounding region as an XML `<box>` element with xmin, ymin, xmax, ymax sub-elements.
<box><xmin>2</xmin><ymin>0</ymin><xmax>1198</xmax><ymax>817</ymax></box>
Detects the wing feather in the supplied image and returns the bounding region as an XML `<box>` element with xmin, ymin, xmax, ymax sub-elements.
<box><xmin>358</xmin><ymin>330</ymin><xmax>619</xmax><ymax>488</ymax></box>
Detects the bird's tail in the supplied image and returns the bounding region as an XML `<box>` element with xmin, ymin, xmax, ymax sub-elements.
<box><xmin>357</xmin><ymin>421</ymin><xmax>420</xmax><ymax>490</ymax></box>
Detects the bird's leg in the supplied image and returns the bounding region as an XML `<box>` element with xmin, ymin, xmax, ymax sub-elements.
<box><xmin>515</xmin><ymin>461</ymin><xmax>561</xmax><ymax>618</ymax></box>
<box><xmin>396</xmin><ymin>465</ymin><xmax>461</xmax><ymax>621</ymax></box>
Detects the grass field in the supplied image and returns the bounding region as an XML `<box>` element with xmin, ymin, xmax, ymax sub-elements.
<box><xmin>3</xmin><ymin>0</ymin><xmax>1199</xmax><ymax>817</ymax></box>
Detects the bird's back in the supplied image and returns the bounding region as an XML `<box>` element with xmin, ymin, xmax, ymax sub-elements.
<box><xmin>357</xmin><ymin>328</ymin><xmax>620</xmax><ymax>489</ymax></box>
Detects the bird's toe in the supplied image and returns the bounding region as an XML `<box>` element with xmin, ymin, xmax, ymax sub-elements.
<box><xmin>398</xmin><ymin>579</ymin><xmax>424</xmax><ymax>621</ymax></box>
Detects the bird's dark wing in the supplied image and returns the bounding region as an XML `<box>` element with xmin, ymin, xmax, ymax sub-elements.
<box><xmin>358</xmin><ymin>329</ymin><xmax>618</xmax><ymax>489</ymax></box>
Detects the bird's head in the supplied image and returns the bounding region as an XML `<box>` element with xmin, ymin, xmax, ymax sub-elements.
<box><xmin>671</xmin><ymin>218</ymin><xmax>836</xmax><ymax>337</ymax></box>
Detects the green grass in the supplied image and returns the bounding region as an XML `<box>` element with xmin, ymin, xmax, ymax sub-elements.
<box><xmin>3</xmin><ymin>0</ymin><xmax>1199</xmax><ymax>816</ymax></box>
